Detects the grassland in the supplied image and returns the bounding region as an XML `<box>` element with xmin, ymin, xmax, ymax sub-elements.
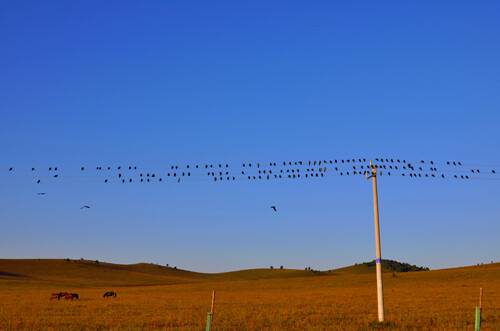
<box><xmin>1</xmin><ymin>259</ymin><xmax>499</xmax><ymax>330</ymax></box>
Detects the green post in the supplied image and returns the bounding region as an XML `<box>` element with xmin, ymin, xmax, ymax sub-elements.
<box><xmin>205</xmin><ymin>312</ymin><xmax>211</xmax><ymax>331</ymax></box>
<box><xmin>474</xmin><ymin>307</ymin><xmax>481</xmax><ymax>331</ymax></box>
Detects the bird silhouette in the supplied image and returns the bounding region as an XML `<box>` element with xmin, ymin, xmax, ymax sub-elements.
<box><xmin>493</xmin><ymin>170</ymin><xmax>496</xmax><ymax>174</ymax></box>
<box><xmin>32</xmin><ymin>168</ymin><xmax>35</xmax><ymax>171</ymax></box>
<box><xmin>37</xmin><ymin>180</ymin><xmax>40</xmax><ymax>183</ymax></box>
<box><xmin>37</xmin><ymin>193</ymin><xmax>46</xmax><ymax>195</ymax></box>
<box><xmin>81</xmin><ymin>206</ymin><xmax>90</xmax><ymax>209</ymax></box>
<box><xmin>270</xmin><ymin>206</ymin><xmax>277</xmax><ymax>212</ymax></box>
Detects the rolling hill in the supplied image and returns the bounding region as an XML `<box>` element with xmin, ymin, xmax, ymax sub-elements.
<box><xmin>0</xmin><ymin>258</ymin><xmax>496</xmax><ymax>288</ymax></box>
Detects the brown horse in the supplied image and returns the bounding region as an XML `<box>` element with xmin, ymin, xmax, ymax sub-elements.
<box><xmin>50</xmin><ymin>293</ymin><xmax>61</xmax><ymax>300</ymax></box>
<box><xmin>103</xmin><ymin>291</ymin><xmax>116</xmax><ymax>298</ymax></box>
<box><xmin>65</xmin><ymin>293</ymin><xmax>79</xmax><ymax>300</ymax></box>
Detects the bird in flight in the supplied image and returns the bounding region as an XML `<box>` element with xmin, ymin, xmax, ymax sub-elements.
<box><xmin>37</xmin><ymin>193</ymin><xmax>46</xmax><ymax>195</ymax></box>
<box><xmin>270</xmin><ymin>206</ymin><xmax>277</xmax><ymax>212</ymax></box>
<box><xmin>80</xmin><ymin>205</ymin><xmax>90</xmax><ymax>209</ymax></box>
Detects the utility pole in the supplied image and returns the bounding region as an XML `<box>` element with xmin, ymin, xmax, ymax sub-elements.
<box><xmin>366</xmin><ymin>160</ymin><xmax>385</xmax><ymax>322</ymax></box>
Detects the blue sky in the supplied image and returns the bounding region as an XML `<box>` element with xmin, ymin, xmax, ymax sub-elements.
<box><xmin>1</xmin><ymin>1</ymin><xmax>499</xmax><ymax>272</ymax></box>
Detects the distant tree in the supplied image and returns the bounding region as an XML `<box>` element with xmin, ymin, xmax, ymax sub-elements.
<box><xmin>166</xmin><ymin>264</ymin><xmax>169</xmax><ymax>267</ymax></box>
<box><xmin>362</xmin><ymin>259</ymin><xmax>429</xmax><ymax>272</ymax></box>
<box><xmin>65</xmin><ymin>258</ymin><xmax>70</xmax><ymax>263</ymax></box>
<box><xmin>305</xmin><ymin>267</ymin><xmax>307</xmax><ymax>270</ymax></box>
<box><xmin>81</xmin><ymin>258</ymin><xmax>84</xmax><ymax>261</ymax></box>
<box><xmin>174</xmin><ymin>266</ymin><xmax>177</xmax><ymax>270</ymax></box>
<box><xmin>307</xmin><ymin>267</ymin><xmax>311</xmax><ymax>271</ymax></box>
<box><xmin>270</xmin><ymin>266</ymin><xmax>274</xmax><ymax>269</ymax></box>
<box><xmin>280</xmin><ymin>265</ymin><xmax>283</xmax><ymax>269</ymax></box>
<box><xmin>95</xmin><ymin>260</ymin><xmax>99</xmax><ymax>264</ymax></box>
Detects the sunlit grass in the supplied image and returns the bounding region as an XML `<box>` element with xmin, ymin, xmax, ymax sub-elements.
<box><xmin>0</xmin><ymin>260</ymin><xmax>498</xmax><ymax>330</ymax></box>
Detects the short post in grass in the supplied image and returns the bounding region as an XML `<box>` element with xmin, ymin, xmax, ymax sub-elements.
<box><xmin>475</xmin><ymin>288</ymin><xmax>483</xmax><ymax>331</ymax></box>
<box><xmin>205</xmin><ymin>290</ymin><xmax>215</xmax><ymax>331</ymax></box>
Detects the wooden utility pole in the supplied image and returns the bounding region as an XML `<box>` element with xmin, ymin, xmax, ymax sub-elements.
<box><xmin>366</xmin><ymin>161</ymin><xmax>385</xmax><ymax>322</ymax></box>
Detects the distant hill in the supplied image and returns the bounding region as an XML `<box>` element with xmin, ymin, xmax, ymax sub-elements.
<box><xmin>0</xmin><ymin>259</ymin><xmax>319</xmax><ymax>287</ymax></box>
<box><xmin>333</xmin><ymin>259</ymin><xmax>429</xmax><ymax>274</ymax></box>
<box><xmin>0</xmin><ymin>258</ymin><xmax>467</xmax><ymax>288</ymax></box>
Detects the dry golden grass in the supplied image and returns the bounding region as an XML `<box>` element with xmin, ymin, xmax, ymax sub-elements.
<box><xmin>0</xmin><ymin>259</ymin><xmax>499</xmax><ymax>330</ymax></box>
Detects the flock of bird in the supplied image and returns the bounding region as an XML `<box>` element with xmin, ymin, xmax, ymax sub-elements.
<box><xmin>1</xmin><ymin>158</ymin><xmax>498</xmax><ymax>185</ymax></box>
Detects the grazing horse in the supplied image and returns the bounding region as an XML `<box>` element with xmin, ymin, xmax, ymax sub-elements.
<box><xmin>103</xmin><ymin>291</ymin><xmax>117</xmax><ymax>298</ymax></box>
<box><xmin>65</xmin><ymin>293</ymin><xmax>79</xmax><ymax>300</ymax></box>
<box><xmin>50</xmin><ymin>293</ymin><xmax>61</xmax><ymax>300</ymax></box>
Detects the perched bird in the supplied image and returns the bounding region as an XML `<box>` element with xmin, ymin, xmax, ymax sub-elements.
<box><xmin>81</xmin><ymin>206</ymin><xmax>90</xmax><ymax>209</ymax></box>
<box><xmin>270</xmin><ymin>206</ymin><xmax>277</xmax><ymax>212</ymax></box>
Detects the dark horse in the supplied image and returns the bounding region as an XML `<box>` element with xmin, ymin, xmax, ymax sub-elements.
<box><xmin>103</xmin><ymin>291</ymin><xmax>117</xmax><ymax>298</ymax></box>
<box><xmin>65</xmin><ymin>293</ymin><xmax>79</xmax><ymax>300</ymax></box>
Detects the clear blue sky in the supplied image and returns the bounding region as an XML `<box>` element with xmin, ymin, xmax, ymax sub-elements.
<box><xmin>1</xmin><ymin>1</ymin><xmax>499</xmax><ymax>272</ymax></box>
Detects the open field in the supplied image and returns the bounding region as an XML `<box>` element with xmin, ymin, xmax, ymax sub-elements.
<box><xmin>1</xmin><ymin>259</ymin><xmax>499</xmax><ymax>330</ymax></box>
